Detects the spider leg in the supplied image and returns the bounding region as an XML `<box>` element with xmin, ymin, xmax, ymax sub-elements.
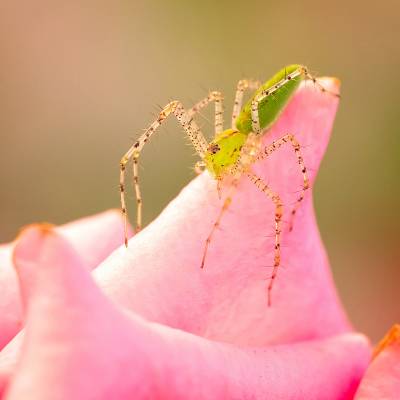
<box><xmin>188</xmin><ymin>91</ymin><xmax>224</xmax><ymax>134</ymax></box>
<box><xmin>246</xmin><ymin>171</ymin><xmax>283</xmax><ymax>307</ymax></box>
<box><xmin>200</xmin><ymin>177</ymin><xmax>240</xmax><ymax>269</ymax></box>
<box><xmin>302</xmin><ymin>67</ymin><xmax>340</xmax><ymax>98</ymax></box>
<box><xmin>256</xmin><ymin>133</ymin><xmax>310</xmax><ymax>232</ymax></box>
<box><xmin>231</xmin><ymin>79</ymin><xmax>261</xmax><ymax>129</ymax></box>
<box><xmin>120</xmin><ymin>101</ymin><xmax>208</xmax><ymax>246</ymax></box>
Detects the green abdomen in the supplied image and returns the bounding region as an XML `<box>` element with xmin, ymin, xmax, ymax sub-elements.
<box><xmin>235</xmin><ymin>64</ymin><xmax>303</xmax><ymax>135</ymax></box>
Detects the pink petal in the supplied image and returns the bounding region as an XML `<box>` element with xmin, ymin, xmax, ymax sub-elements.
<box><xmin>355</xmin><ymin>325</ymin><xmax>400</xmax><ymax>399</ymax></box>
<box><xmin>4</xmin><ymin>226</ymin><xmax>370</xmax><ymax>400</ymax></box>
<box><xmin>60</xmin><ymin>209</ymin><xmax>132</xmax><ymax>270</ymax></box>
<box><xmin>0</xmin><ymin>333</ymin><xmax>22</xmax><ymax>398</ymax></box>
<box><xmin>94</xmin><ymin>78</ymin><xmax>351</xmax><ymax>346</ymax></box>
<box><xmin>0</xmin><ymin>246</ymin><xmax>21</xmax><ymax>352</ymax></box>
<box><xmin>0</xmin><ymin>210</ymin><xmax>130</xmax><ymax>350</ymax></box>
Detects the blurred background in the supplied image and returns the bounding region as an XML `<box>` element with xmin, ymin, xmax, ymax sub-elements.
<box><xmin>0</xmin><ymin>0</ymin><xmax>399</xmax><ymax>342</ymax></box>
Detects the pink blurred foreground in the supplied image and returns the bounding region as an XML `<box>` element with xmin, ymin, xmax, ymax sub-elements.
<box><xmin>354</xmin><ymin>325</ymin><xmax>400</xmax><ymax>399</ymax></box>
<box><xmin>0</xmin><ymin>79</ymin><xmax>395</xmax><ymax>399</ymax></box>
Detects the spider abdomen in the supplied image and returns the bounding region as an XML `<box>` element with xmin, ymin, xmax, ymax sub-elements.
<box><xmin>235</xmin><ymin>64</ymin><xmax>303</xmax><ymax>135</ymax></box>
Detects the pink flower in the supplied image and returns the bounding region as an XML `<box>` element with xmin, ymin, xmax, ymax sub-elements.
<box><xmin>0</xmin><ymin>210</ymin><xmax>132</xmax><ymax>350</ymax></box>
<box><xmin>0</xmin><ymin>79</ymin><xmax>377</xmax><ymax>399</ymax></box>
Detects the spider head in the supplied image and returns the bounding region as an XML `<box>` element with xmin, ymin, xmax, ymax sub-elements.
<box><xmin>203</xmin><ymin>129</ymin><xmax>247</xmax><ymax>179</ymax></box>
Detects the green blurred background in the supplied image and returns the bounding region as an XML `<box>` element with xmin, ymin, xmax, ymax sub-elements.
<box><xmin>1</xmin><ymin>0</ymin><xmax>399</xmax><ymax>342</ymax></box>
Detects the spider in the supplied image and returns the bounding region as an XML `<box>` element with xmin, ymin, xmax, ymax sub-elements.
<box><xmin>119</xmin><ymin>64</ymin><xmax>339</xmax><ymax>306</ymax></box>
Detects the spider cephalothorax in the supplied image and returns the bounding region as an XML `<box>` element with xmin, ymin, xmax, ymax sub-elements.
<box><xmin>204</xmin><ymin>129</ymin><xmax>246</xmax><ymax>179</ymax></box>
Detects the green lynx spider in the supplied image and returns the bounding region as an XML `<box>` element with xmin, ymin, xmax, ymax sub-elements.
<box><xmin>119</xmin><ymin>64</ymin><xmax>339</xmax><ymax>306</ymax></box>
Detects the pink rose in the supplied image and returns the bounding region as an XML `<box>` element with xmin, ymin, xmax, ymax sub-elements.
<box><xmin>0</xmin><ymin>78</ymin><xmax>390</xmax><ymax>399</ymax></box>
<box><xmin>0</xmin><ymin>210</ymin><xmax>132</xmax><ymax>350</ymax></box>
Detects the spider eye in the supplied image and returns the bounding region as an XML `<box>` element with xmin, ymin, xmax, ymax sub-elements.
<box><xmin>208</xmin><ymin>143</ymin><xmax>220</xmax><ymax>155</ymax></box>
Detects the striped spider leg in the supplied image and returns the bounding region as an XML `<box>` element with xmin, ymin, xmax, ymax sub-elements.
<box><xmin>257</xmin><ymin>134</ymin><xmax>310</xmax><ymax>232</ymax></box>
<box><xmin>246</xmin><ymin>170</ymin><xmax>283</xmax><ymax>307</ymax></box>
<box><xmin>251</xmin><ymin>133</ymin><xmax>310</xmax><ymax>304</ymax></box>
<box><xmin>119</xmin><ymin>92</ymin><xmax>224</xmax><ymax>246</ymax></box>
<box><xmin>231</xmin><ymin>79</ymin><xmax>262</xmax><ymax>128</ymax></box>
